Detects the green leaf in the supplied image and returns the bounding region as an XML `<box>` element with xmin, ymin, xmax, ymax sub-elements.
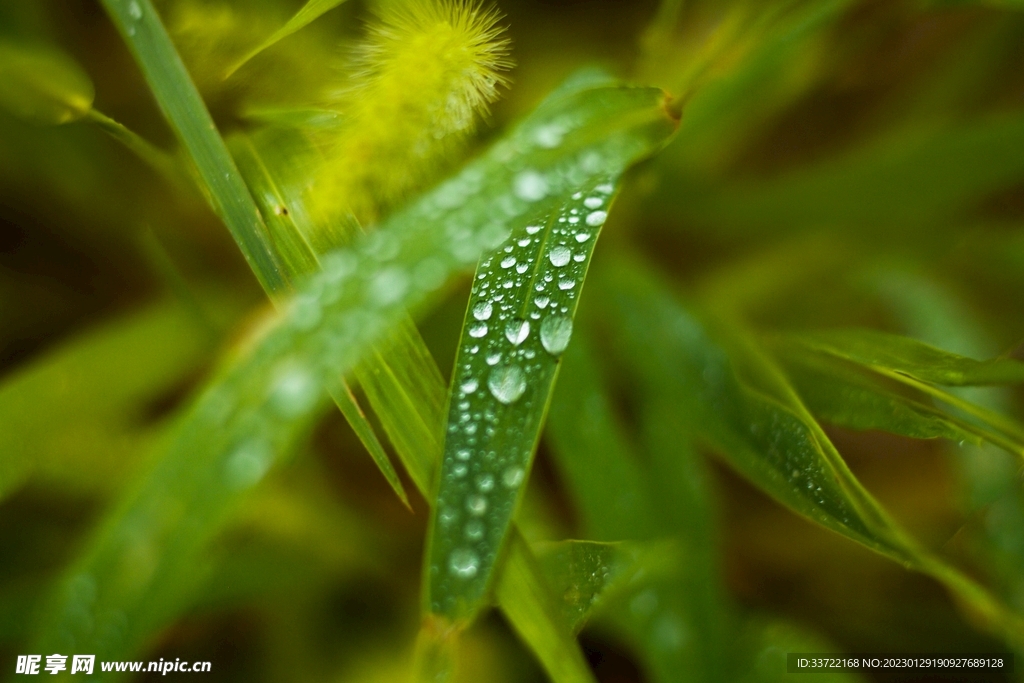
<box><xmin>425</xmin><ymin>81</ymin><xmax>677</xmax><ymax>621</ymax></box>
<box><xmin>32</xmin><ymin>78</ymin><xmax>678</xmax><ymax>662</ymax></box>
<box><xmin>0</xmin><ymin>297</ymin><xmax>226</xmax><ymax>498</ymax></box>
<box><xmin>596</xmin><ymin>255</ymin><xmax>1024</xmax><ymax>649</ymax></box>
<box><xmin>495</xmin><ymin>534</ymin><xmax>597</xmax><ymax>683</ymax></box>
<box><xmin>225</xmin><ymin>0</ymin><xmax>352</xmax><ymax>78</ymax></box>
<box><xmin>0</xmin><ymin>39</ymin><xmax>94</xmax><ymax>124</ymax></box>
<box><xmin>787</xmin><ymin>328</ymin><xmax>1024</xmax><ymax>386</ymax></box>
<box><xmin>231</xmin><ymin>130</ymin><xmax>410</xmax><ymax>504</ymax></box>
<box><xmin>100</xmin><ymin>0</ymin><xmax>287</xmax><ymax>294</ymax></box>
<box><xmin>536</xmin><ymin>540</ymin><xmax>676</xmax><ymax>635</ymax></box>
<box><xmin>549</xmin><ymin>310</ymin><xmax>727</xmax><ymax>683</ymax></box>
<box><xmin>778</xmin><ymin>350</ymin><xmax>981</xmax><ymax>443</ymax></box>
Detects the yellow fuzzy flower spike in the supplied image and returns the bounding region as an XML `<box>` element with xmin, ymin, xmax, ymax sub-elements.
<box><xmin>315</xmin><ymin>0</ymin><xmax>511</xmax><ymax>228</ymax></box>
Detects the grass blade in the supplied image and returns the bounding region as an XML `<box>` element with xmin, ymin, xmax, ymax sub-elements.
<box><xmin>0</xmin><ymin>38</ymin><xmax>94</xmax><ymax>124</ymax></box>
<box><xmin>32</xmin><ymin>78</ymin><xmax>677</xmax><ymax>664</ymax></box>
<box><xmin>425</xmin><ymin>83</ymin><xmax>677</xmax><ymax>622</ymax></box>
<box><xmin>786</xmin><ymin>328</ymin><xmax>1024</xmax><ymax>386</ymax></box>
<box><xmin>495</xmin><ymin>533</ymin><xmax>597</xmax><ymax>683</ymax></box>
<box><xmin>0</xmin><ymin>298</ymin><xmax>227</xmax><ymax>499</ymax></box>
<box><xmin>597</xmin><ymin>254</ymin><xmax>1024</xmax><ymax>649</ymax></box>
<box><xmin>231</xmin><ymin>131</ymin><xmax>410</xmax><ymax>503</ymax></box>
<box><xmin>225</xmin><ymin>0</ymin><xmax>351</xmax><ymax>78</ymax></box>
<box><xmin>100</xmin><ymin>0</ymin><xmax>287</xmax><ymax>294</ymax></box>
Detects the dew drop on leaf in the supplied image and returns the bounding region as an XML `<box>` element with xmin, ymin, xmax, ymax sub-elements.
<box><xmin>467</xmin><ymin>494</ymin><xmax>488</xmax><ymax>516</ymax></box>
<box><xmin>502</xmin><ymin>466</ymin><xmax>525</xmax><ymax>488</ymax></box>
<box><xmin>472</xmin><ymin>301</ymin><xmax>493</xmax><ymax>320</ymax></box>
<box><xmin>585</xmin><ymin>210</ymin><xmax>608</xmax><ymax>227</ymax></box>
<box><xmin>488</xmin><ymin>364</ymin><xmax>527</xmax><ymax>404</ymax></box>
<box><xmin>469</xmin><ymin>322</ymin><xmax>489</xmax><ymax>338</ymax></box>
<box><xmin>549</xmin><ymin>246</ymin><xmax>571</xmax><ymax>267</ymax></box>
<box><xmin>449</xmin><ymin>548</ymin><xmax>480</xmax><ymax>579</ymax></box>
<box><xmin>513</xmin><ymin>170</ymin><xmax>548</xmax><ymax>201</ymax></box>
<box><xmin>540</xmin><ymin>315</ymin><xmax>574</xmax><ymax>356</ymax></box>
<box><xmin>505</xmin><ymin>318</ymin><xmax>531</xmax><ymax>346</ymax></box>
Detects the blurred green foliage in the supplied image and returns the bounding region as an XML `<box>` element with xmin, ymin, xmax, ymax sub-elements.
<box><xmin>2</xmin><ymin>0</ymin><xmax>1024</xmax><ymax>681</ymax></box>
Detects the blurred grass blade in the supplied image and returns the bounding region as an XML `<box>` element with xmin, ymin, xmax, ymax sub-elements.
<box><xmin>536</xmin><ymin>540</ymin><xmax>675</xmax><ymax>635</ymax></box>
<box><xmin>232</xmin><ymin>129</ymin><xmax>433</xmax><ymax>503</ymax></box>
<box><xmin>496</xmin><ymin>533</ymin><xmax>597</xmax><ymax>683</ymax></box>
<box><xmin>779</xmin><ymin>350</ymin><xmax>982</xmax><ymax>443</ymax></box>
<box><xmin>225</xmin><ymin>0</ymin><xmax>351</xmax><ymax>77</ymax></box>
<box><xmin>425</xmin><ymin>79</ymin><xmax>678</xmax><ymax>621</ymax></box>
<box><xmin>33</xmin><ymin>79</ymin><xmax>677</xmax><ymax>662</ymax></box>
<box><xmin>787</xmin><ymin>328</ymin><xmax>1024</xmax><ymax>386</ymax></box>
<box><xmin>0</xmin><ymin>39</ymin><xmax>94</xmax><ymax>124</ymax></box>
<box><xmin>550</xmin><ymin>321</ymin><xmax>726</xmax><ymax>683</ymax></box>
<box><xmin>547</xmin><ymin>335</ymin><xmax>657</xmax><ymax>541</ymax></box>
<box><xmin>0</xmin><ymin>298</ymin><xmax>227</xmax><ymax>499</ymax></box>
<box><xmin>101</xmin><ymin>0</ymin><xmax>287</xmax><ymax>294</ymax></box>
<box><xmin>597</xmin><ymin>255</ymin><xmax>1024</xmax><ymax>649</ymax></box>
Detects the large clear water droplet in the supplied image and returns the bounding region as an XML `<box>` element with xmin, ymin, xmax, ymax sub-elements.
<box><xmin>505</xmin><ymin>319</ymin><xmax>530</xmax><ymax>346</ymax></box>
<box><xmin>460</xmin><ymin>378</ymin><xmax>479</xmax><ymax>394</ymax></box>
<box><xmin>549</xmin><ymin>246</ymin><xmax>571</xmax><ymax>267</ymax></box>
<box><xmin>586</xmin><ymin>210</ymin><xmax>608</xmax><ymax>227</ymax></box>
<box><xmin>501</xmin><ymin>255</ymin><xmax>517</xmax><ymax>269</ymax></box>
<box><xmin>449</xmin><ymin>548</ymin><xmax>480</xmax><ymax>579</ymax></box>
<box><xmin>472</xmin><ymin>301</ymin><xmax>493</xmax><ymax>321</ymax></box>
<box><xmin>488</xmin><ymin>365</ymin><xmax>527</xmax><ymax>404</ymax></box>
<box><xmin>464</xmin><ymin>520</ymin><xmax>485</xmax><ymax>541</ymax></box>
<box><xmin>540</xmin><ymin>316</ymin><xmax>573</xmax><ymax>356</ymax></box>
<box><xmin>584</xmin><ymin>196</ymin><xmax>604</xmax><ymax>209</ymax></box>
<box><xmin>469</xmin><ymin>322</ymin><xmax>488</xmax><ymax>338</ymax></box>
<box><xmin>268</xmin><ymin>364</ymin><xmax>319</xmax><ymax>418</ymax></box>
<box><xmin>534</xmin><ymin>296</ymin><xmax>550</xmax><ymax>309</ymax></box>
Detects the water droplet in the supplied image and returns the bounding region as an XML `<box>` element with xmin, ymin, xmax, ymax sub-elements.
<box><xmin>488</xmin><ymin>365</ymin><xmax>527</xmax><ymax>404</ymax></box>
<box><xmin>465</xmin><ymin>521</ymin><xmax>485</xmax><ymax>541</ymax></box>
<box><xmin>534</xmin><ymin>124</ymin><xmax>564</xmax><ymax>148</ymax></box>
<box><xmin>575</xmin><ymin>232</ymin><xmax>591</xmax><ymax>243</ymax></box>
<box><xmin>540</xmin><ymin>316</ymin><xmax>573</xmax><ymax>356</ymax></box>
<box><xmin>516</xmin><ymin>262</ymin><xmax>529</xmax><ymax>274</ymax></box>
<box><xmin>472</xmin><ymin>301</ymin><xmax>493</xmax><ymax>321</ymax></box>
<box><xmin>453</xmin><ymin>463</ymin><xmax>468</xmax><ymax>478</ymax></box>
<box><xmin>467</xmin><ymin>494</ymin><xmax>488</xmax><ymax>516</ymax></box>
<box><xmin>505</xmin><ymin>319</ymin><xmax>531</xmax><ymax>346</ymax></box>
<box><xmin>513</xmin><ymin>170</ymin><xmax>548</xmax><ymax>201</ymax></box>
<box><xmin>128</xmin><ymin>0</ymin><xmax>143</xmax><ymax>20</ymax></box>
<box><xmin>549</xmin><ymin>246</ymin><xmax>571</xmax><ymax>267</ymax></box>
<box><xmin>586</xmin><ymin>210</ymin><xmax>608</xmax><ymax>227</ymax></box>
<box><xmin>449</xmin><ymin>549</ymin><xmax>480</xmax><ymax>579</ymax></box>
<box><xmin>526</xmin><ymin>225</ymin><xmax>542</xmax><ymax>235</ymax></box>
<box><xmin>517</xmin><ymin>238</ymin><xmax>532</xmax><ymax>247</ymax></box>
<box><xmin>486</xmin><ymin>352</ymin><xmax>501</xmax><ymax>366</ymax></box>
<box><xmin>573</xmin><ymin>253</ymin><xmax>586</xmax><ymax>262</ymax></box>
<box><xmin>368</xmin><ymin>267</ymin><xmax>409</xmax><ymax>306</ymax></box>
<box><xmin>534</xmin><ymin>296</ymin><xmax>550</xmax><ymax>309</ymax></box>
<box><xmin>568</xmin><ymin>216</ymin><xmax>580</xmax><ymax>225</ymax></box>
<box><xmin>224</xmin><ymin>439</ymin><xmax>274</xmax><ymax>490</ymax></box>
<box><xmin>501</xmin><ymin>255</ymin><xmax>517</xmax><ymax>269</ymax></box>
<box><xmin>502</xmin><ymin>280</ymin><xmax>514</xmax><ymax>289</ymax></box>
<box><xmin>469</xmin><ymin>322</ymin><xmax>488</xmax><ymax>338</ymax></box>
<box><xmin>596</xmin><ymin>183</ymin><xmax>614</xmax><ymax>194</ymax></box>
<box><xmin>292</xmin><ymin>294</ymin><xmax>322</xmax><ymax>330</ymax></box>
<box><xmin>476</xmin><ymin>474</ymin><xmax>495</xmax><ymax>492</ymax></box>
<box><xmin>461</xmin><ymin>378</ymin><xmax>479</xmax><ymax>394</ymax></box>
<box><xmin>456</xmin><ymin>449</ymin><xmax>472</xmax><ymax>461</ymax></box>
<box><xmin>268</xmin><ymin>364</ymin><xmax>319</xmax><ymax>417</ymax></box>
<box><xmin>584</xmin><ymin>196</ymin><xmax>604</xmax><ymax>209</ymax></box>
<box><xmin>502</xmin><ymin>466</ymin><xmax>525</xmax><ymax>488</ymax></box>
<box><xmin>558</xmin><ymin>278</ymin><xmax>576</xmax><ymax>291</ymax></box>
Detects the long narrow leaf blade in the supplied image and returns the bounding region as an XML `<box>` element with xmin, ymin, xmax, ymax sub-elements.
<box><xmin>101</xmin><ymin>0</ymin><xmax>286</xmax><ymax>294</ymax></box>
<box><xmin>225</xmin><ymin>0</ymin><xmax>351</xmax><ymax>77</ymax></box>
<box><xmin>425</xmin><ymin>84</ymin><xmax>677</xmax><ymax>622</ymax></box>
<box><xmin>787</xmin><ymin>328</ymin><xmax>1024</xmax><ymax>386</ymax></box>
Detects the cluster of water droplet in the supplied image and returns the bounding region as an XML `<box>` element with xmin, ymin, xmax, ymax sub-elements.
<box><xmin>429</xmin><ymin>177</ymin><xmax>617</xmax><ymax>614</ymax></box>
